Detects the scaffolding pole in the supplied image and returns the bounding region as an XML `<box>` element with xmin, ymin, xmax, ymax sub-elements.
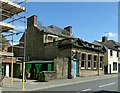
<box><xmin>0</xmin><ymin>0</ymin><xmax>27</xmax><ymax>89</ymax></box>
<box><xmin>22</xmin><ymin>1</ymin><xmax>27</xmax><ymax>90</ymax></box>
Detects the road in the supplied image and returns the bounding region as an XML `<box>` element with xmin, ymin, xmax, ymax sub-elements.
<box><xmin>38</xmin><ymin>76</ymin><xmax>120</xmax><ymax>92</ymax></box>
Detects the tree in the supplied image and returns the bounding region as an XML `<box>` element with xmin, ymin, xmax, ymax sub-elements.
<box><xmin>0</xmin><ymin>34</ymin><xmax>6</xmax><ymax>52</ymax></box>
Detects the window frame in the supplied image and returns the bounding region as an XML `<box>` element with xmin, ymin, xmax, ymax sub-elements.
<box><xmin>81</xmin><ymin>54</ymin><xmax>85</xmax><ymax>69</ymax></box>
<box><xmin>117</xmin><ymin>51</ymin><xmax>119</xmax><ymax>57</ymax></box>
<box><xmin>100</xmin><ymin>56</ymin><xmax>103</xmax><ymax>69</ymax></box>
<box><xmin>88</xmin><ymin>55</ymin><xmax>92</xmax><ymax>69</ymax></box>
<box><xmin>93</xmin><ymin>55</ymin><xmax>97</xmax><ymax>69</ymax></box>
<box><xmin>113</xmin><ymin>62</ymin><xmax>117</xmax><ymax>71</ymax></box>
<box><xmin>110</xmin><ymin>50</ymin><xmax>113</xmax><ymax>56</ymax></box>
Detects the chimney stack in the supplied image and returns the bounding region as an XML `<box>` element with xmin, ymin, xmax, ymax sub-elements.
<box><xmin>64</xmin><ymin>26</ymin><xmax>72</xmax><ymax>35</ymax></box>
<box><xmin>102</xmin><ymin>36</ymin><xmax>108</xmax><ymax>42</ymax></box>
<box><xmin>27</xmin><ymin>15</ymin><xmax>38</xmax><ymax>28</ymax></box>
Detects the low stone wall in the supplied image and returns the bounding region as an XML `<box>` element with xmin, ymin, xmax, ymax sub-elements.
<box><xmin>42</xmin><ymin>71</ymin><xmax>56</xmax><ymax>80</ymax></box>
<box><xmin>38</xmin><ymin>71</ymin><xmax>56</xmax><ymax>81</ymax></box>
<box><xmin>80</xmin><ymin>70</ymin><xmax>104</xmax><ymax>77</ymax></box>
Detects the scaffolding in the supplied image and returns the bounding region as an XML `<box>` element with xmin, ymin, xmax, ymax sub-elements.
<box><xmin>0</xmin><ymin>0</ymin><xmax>27</xmax><ymax>89</ymax></box>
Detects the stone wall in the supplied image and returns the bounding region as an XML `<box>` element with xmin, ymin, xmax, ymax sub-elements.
<box><xmin>44</xmin><ymin>44</ymin><xmax>58</xmax><ymax>59</ymax></box>
<box><xmin>54</xmin><ymin>57</ymin><xmax>68</xmax><ymax>79</ymax></box>
<box><xmin>44</xmin><ymin>42</ymin><xmax>71</xmax><ymax>60</ymax></box>
<box><xmin>80</xmin><ymin>70</ymin><xmax>104</xmax><ymax>77</ymax></box>
<box><xmin>41</xmin><ymin>71</ymin><xmax>56</xmax><ymax>81</ymax></box>
<box><xmin>25</xmin><ymin>27</ymin><xmax>44</xmax><ymax>59</ymax></box>
<box><xmin>71</xmin><ymin>47</ymin><xmax>104</xmax><ymax>78</ymax></box>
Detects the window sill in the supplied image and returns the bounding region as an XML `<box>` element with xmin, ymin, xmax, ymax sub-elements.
<box><xmin>81</xmin><ymin>67</ymin><xmax>85</xmax><ymax>69</ymax></box>
<box><xmin>88</xmin><ymin>68</ymin><xmax>91</xmax><ymax>70</ymax></box>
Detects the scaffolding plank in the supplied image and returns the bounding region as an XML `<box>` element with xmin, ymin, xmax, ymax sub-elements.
<box><xmin>0</xmin><ymin>51</ymin><xmax>14</xmax><ymax>56</ymax></box>
<box><xmin>0</xmin><ymin>0</ymin><xmax>25</xmax><ymax>20</ymax></box>
<box><xmin>0</xmin><ymin>22</ymin><xmax>15</xmax><ymax>32</ymax></box>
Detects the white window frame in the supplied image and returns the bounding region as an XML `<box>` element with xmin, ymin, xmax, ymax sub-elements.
<box><xmin>93</xmin><ymin>55</ymin><xmax>97</xmax><ymax>69</ymax></box>
<box><xmin>81</xmin><ymin>53</ymin><xmax>86</xmax><ymax>69</ymax></box>
<box><xmin>88</xmin><ymin>55</ymin><xmax>92</xmax><ymax>69</ymax></box>
<box><xmin>81</xmin><ymin>60</ymin><xmax>85</xmax><ymax>69</ymax></box>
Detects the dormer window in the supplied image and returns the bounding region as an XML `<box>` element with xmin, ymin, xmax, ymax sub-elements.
<box><xmin>92</xmin><ymin>45</ymin><xmax>94</xmax><ymax>48</ymax></box>
<box><xmin>48</xmin><ymin>36</ymin><xmax>53</xmax><ymax>41</ymax></box>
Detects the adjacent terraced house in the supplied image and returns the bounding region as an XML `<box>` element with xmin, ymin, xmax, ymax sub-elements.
<box><xmin>93</xmin><ymin>36</ymin><xmax>120</xmax><ymax>74</ymax></box>
<box><xmin>9</xmin><ymin>15</ymin><xmax>106</xmax><ymax>79</ymax></box>
<box><xmin>0</xmin><ymin>34</ymin><xmax>16</xmax><ymax>77</ymax></box>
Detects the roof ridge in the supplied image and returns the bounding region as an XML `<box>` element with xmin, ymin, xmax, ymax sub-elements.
<box><xmin>109</xmin><ymin>40</ymin><xmax>118</xmax><ymax>46</ymax></box>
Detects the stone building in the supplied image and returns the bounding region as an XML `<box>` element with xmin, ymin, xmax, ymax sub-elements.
<box><xmin>9</xmin><ymin>15</ymin><xmax>106</xmax><ymax>79</ymax></box>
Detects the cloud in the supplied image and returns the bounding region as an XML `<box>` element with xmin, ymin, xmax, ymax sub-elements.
<box><xmin>103</xmin><ymin>32</ymin><xmax>118</xmax><ymax>41</ymax></box>
<box><xmin>104</xmin><ymin>32</ymin><xmax>117</xmax><ymax>38</ymax></box>
<box><xmin>108</xmin><ymin>32</ymin><xmax>117</xmax><ymax>37</ymax></box>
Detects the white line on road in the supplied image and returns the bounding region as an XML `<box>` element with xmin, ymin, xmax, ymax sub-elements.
<box><xmin>82</xmin><ymin>88</ymin><xmax>91</xmax><ymax>91</ymax></box>
<box><xmin>29</xmin><ymin>75</ymin><xmax>117</xmax><ymax>91</ymax></box>
<box><xmin>99</xmin><ymin>82</ymin><xmax>116</xmax><ymax>88</ymax></box>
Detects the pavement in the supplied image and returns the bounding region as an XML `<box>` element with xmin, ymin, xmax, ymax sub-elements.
<box><xmin>1</xmin><ymin>74</ymin><xmax>118</xmax><ymax>92</ymax></box>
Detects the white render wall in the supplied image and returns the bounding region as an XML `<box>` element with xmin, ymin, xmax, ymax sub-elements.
<box><xmin>108</xmin><ymin>49</ymin><xmax>118</xmax><ymax>73</ymax></box>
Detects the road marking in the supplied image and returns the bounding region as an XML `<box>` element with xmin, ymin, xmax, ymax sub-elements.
<box><xmin>99</xmin><ymin>82</ymin><xmax>116</xmax><ymax>88</ymax></box>
<box><xmin>29</xmin><ymin>75</ymin><xmax>118</xmax><ymax>91</ymax></box>
<box><xmin>82</xmin><ymin>88</ymin><xmax>91</xmax><ymax>91</ymax></box>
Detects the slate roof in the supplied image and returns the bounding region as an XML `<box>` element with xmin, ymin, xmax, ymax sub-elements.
<box><xmin>37</xmin><ymin>24</ymin><xmax>75</xmax><ymax>38</ymax></box>
<box><xmin>113</xmin><ymin>41</ymin><xmax>120</xmax><ymax>47</ymax></box>
<box><xmin>45</xmin><ymin>38</ymin><xmax>106</xmax><ymax>52</ymax></box>
<box><xmin>93</xmin><ymin>40</ymin><xmax>120</xmax><ymax>51</ymax></box>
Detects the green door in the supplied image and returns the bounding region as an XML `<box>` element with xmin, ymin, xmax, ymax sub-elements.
<box><xmin>48</xmin><ymin>64</ymin><xmax>52</xmax><ymax>71</ymax></box>
<box><xmin>35</xmin><ymin>64</ymin><xmax>42</xmax><ymax>79</ymax></box>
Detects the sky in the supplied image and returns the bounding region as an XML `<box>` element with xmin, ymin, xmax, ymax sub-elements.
<box><xmin>6</xmin><ymin>2</ymin><xmax>118</xmax><ymax>44</ymax></box>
